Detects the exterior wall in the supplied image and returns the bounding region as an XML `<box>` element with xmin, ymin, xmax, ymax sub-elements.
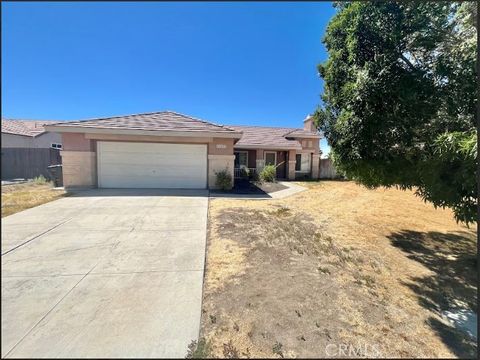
<box><xmin>303</xmin><ymin>116</ymin><xmax>316</xmax><ymax>132</ymax></box>
<box><xmin>207</xmin><ymin>155</ymin><xmax>235</xmax><ymax>190</ymax></box>
<box><xmin>60</xmin><ymin>131</ymin><xmax>236</xmax><ymax>189</ymax></box>
<box><xmin>1</xmin><ymin>132</ymin><xmax>62</xmax><ymax>149</ymax></box>
<box><xmin>208</xmin><ymin>138</ymin><xmax>234</xmax><ymax>155</ymax></box>
<box><xmin>311</xmin><ymin>154</ymin><xmax>320</xmax><ymax>179</ymax></box>
<box><xmin>61</xmin><ymin>151</ymin><xmax>96</xmax><ymax>188</ymax></box>
<box><xmin>208</xmin><ymin>138</ymin><xmax>235</xmax><ymax>189</ymax></box>
<box><xmin>292</xmin><ymin>137</ymin><xmax>320</xmax><ymax>180</ymax></box>
<box><xmin>287</xmin><ymin>150</ymin><xmax>296</xmax><ymax>180</ymax></box>
<box><xmin>62</xmin><ymin>133</ymin><xmax>93</xmax><ymax>151</ymax></box>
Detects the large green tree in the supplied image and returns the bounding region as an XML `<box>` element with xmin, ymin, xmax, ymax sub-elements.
<box><xmin>316</xmin><ymin>1</ymin><xmax>477</xmax><ymax>223</ymax></box>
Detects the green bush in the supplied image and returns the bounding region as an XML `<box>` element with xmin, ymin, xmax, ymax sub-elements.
<box><xmin>33</xmin><ymin>175</ymin><xmax>48</xmax><ymax>185</ymax></box>
<box><xmin>260</xmin><ymin>165</ymin><xmax>276</xmax><ymax>182</ymax></box>
<box><xmin>215</xmin><ymin>169</ymin><xmax>233</xmax><ymax>190</ymax></box>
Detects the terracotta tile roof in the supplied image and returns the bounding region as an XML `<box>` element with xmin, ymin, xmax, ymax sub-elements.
<box><xmin>49</xmin><ymin>111</ymin><xmax>240</xmax><ymax>134</ymax></box>
<box><xmin>230</xmin><ymin>125</ymin><xmax>319</xmax><ymax>150</ymax></box>
<box><xmin>1</xmin><ymin>119</ymin><xmax>60</xmax><ymax>137</ymax></box>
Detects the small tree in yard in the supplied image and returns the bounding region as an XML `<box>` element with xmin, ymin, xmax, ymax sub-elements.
<box><xmin>316</xmin><ymin>2</ymin><xmax>477</xmax><ymax>224</ymax></box>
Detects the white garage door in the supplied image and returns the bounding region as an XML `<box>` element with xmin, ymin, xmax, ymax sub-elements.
<box><xmin>97</xmin><ymin>141</ymin><xmax>207</xmax><ymax>189</ymax></box>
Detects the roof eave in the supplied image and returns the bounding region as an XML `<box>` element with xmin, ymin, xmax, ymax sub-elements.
<box><xmin>2</xmin><ymin>131</ymin><xmax>35</xmax><ymax>138</ymax></box>
<box><xmin>44</xmin><ymin>125</ymin><xmax>243</xmax><ymax>139</ymax></box>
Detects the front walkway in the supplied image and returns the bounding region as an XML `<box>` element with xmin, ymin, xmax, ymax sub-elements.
<box><xmin>1</xmin><ymin>189</ymin><xmax>208</xmax><ymax>358</ymax></box>
<box><xmin>209</xmin><ymin>181</ymin><xmax>307</xmax><ymax>200</ymax></box>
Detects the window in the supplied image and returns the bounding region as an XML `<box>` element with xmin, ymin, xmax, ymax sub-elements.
<box><xmin>295</xmin><ymin>153</ymin><xmax>311</xmax><ymax>172</ymax></box>
<box><xmin>308</xmin><ymin>141</ymin><xmax>312</xmax><ymax>148</ymax></box>
<box><xmin>295</xmin><ymin>154</ymin><xmax>302</xmax><ymax>171</ymax></box>
<box><xmin>264</xmin><ymin>152</ymin><xmax>276</xmax><ymax>166</ymax></box>
<box><xmin>234</xmin><ymin>151</ymin><xmax>248</xmax><ymax>168</ymax></box>
<box><xmin>51</xmin><ymin>143</ymin><xmax>62</xmax><ymax>149</ymax></box>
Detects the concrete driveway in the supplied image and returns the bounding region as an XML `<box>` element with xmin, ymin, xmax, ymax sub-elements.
<box><xmin>1</xmin><ymin>189</ymin><xmax>209</xmax><ymax>358</ymax></box>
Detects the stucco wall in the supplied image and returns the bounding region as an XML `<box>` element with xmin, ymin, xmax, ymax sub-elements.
<box><xmin>208</xmin><ymin>138</ymin><xmax>235</xmax><ymax>155</ymax></box>
<box><xmin>62</xmin><ymin>133</ymin><xmax>93</xmax><ymax>151</ymax></box>
<box><xmin>61</xmin><ymin>151</ymin><xmax>96</xmax><ymax>188</ymax></box>
<box><xmin>295</xmin><ymin>137</ymin><xmax>320</xmax><ymax>153</ymax></box>
<box><xmin>207</xmin><ymin>155</ymin><xmax>235</xmax><ymax>190</ymax></box>
<box><xmin>2</xmin><ymin>132</ymin><xmax>62</xmax><ymax>149</ymax></box>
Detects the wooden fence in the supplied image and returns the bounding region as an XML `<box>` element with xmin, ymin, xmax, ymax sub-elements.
<box><xmin>1</xmin><ymin>148</ymin><xmax>62</xmax><ymax>180</ymax></box>
<box><xmin>319</xmin><ymin>158</ymin><xmax>340</xmax><ymax>179</ymax></box>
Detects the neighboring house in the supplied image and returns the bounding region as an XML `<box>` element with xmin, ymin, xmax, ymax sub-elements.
<box><xmin>45</xmin><ymin>111</ymin><xmax>320</xmax><ymax>190</ymax></box>
<box><xmin>1</xmin><ymin>119</ymin><xmax>63</xmax><ymax>180</ymax></box>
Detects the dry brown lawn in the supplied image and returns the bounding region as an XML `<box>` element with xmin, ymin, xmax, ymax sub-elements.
<box><xmin>199</xmin><ymin>181</ymin><xmax>477</xmax><ymax>358</ymax></box>
<box><xmin>1</xmin><ymin>181</ymin><xmax>67</xmax><ymax>217</ymax></box>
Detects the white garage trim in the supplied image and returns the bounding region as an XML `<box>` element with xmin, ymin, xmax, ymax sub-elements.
<box><xmin>97</xmin><ymin>141</ymin><xmax>207</xmax><ymax>189</ymax></box>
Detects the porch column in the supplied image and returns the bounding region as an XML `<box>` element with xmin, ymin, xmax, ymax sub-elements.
<box><xmin>256</xmin><ymin>149</ymin><xmax>265</xmax><ymax>171</ymax></box>
<box><xmin>287</xmin><ymin>150</ymin><xmax>296</xmax><ymax>180</ymax></box>
<box><xmin>311</xmin><ymin>154</ymin><xmax>320</xmax><ymax>179</ymax></box>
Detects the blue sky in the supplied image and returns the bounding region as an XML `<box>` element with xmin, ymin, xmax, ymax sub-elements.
<box><xmin>2</xmin><ymin>1</ymin><xmax>335</xmax><ymax>155</ymax></box>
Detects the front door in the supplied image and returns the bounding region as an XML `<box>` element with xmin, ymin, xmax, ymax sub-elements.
<box><xmin>276</xmin><ymin>151</ymin><xmax>286</xmax><ymax>179</ymax></box>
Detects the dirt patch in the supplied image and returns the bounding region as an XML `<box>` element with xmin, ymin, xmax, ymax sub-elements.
<box><xmin>200</xmin><ymin>181</ymin><xmax>477</xmax><ymax>358</ymax></box>
<box><xmin>1</xmin><ymin>181</ymin><xmax>67</xmax><ymax>217</ymax></box>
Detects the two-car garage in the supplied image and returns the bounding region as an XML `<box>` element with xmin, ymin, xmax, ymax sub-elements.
<box><xmin>97</xmin><ymin>141</ymin><xmax>208</xmax><ymax>189</ymax></box>
<box><xmin>45</xmin><ymin>111</ymin><xmax>241</xmax><ymax>190</ymax></box>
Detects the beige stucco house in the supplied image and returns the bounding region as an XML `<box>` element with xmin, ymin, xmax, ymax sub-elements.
<box><xmin>45</xmin><ymin>111</ymin><xmax>320</xmax><ymax>190</ymax></box>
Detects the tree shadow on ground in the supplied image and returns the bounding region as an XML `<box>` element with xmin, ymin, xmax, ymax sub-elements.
<box><xmin>387</xmin><ymin>230</ymin><xmax>477</xmax><ymax>358</ymax></box>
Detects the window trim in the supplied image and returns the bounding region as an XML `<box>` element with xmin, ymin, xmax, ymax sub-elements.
<box><xmin>234</xmin><ymin>150</ymin><xmax>249</xmax><ymax>168</ymax></box>
<box><xmin>264</xmin><ymin>151</ymin><xmax>277</xmax><ymax>166</ymax></box>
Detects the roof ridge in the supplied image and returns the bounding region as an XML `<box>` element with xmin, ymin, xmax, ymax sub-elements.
<box><xmin>231</xmin><ymin>124</ymin><xmax>302</xmax><ymax>130</ymax></box>
<box><xmin>59</xmin><ymin>111</ymin><xmax>166</xmax><ymax>124</ymax></box>
<box><xmin>58</xmin><ymin>110</ymin><xmax>236</xmax><ymax>132</ymax></box>
<box><xmin>163</xmin><ymin>111</ymin><xmax>236</xmax><ymax>132</ymax></box>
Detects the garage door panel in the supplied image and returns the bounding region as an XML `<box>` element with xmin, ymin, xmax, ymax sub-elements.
<box><xmin>97</xmin><ymin>142</ymin><xmax>207</xmax><ymax>189</ymax></box>
<box><xmin>100</xmin><ymin>158</ymin><xmax>202</xmax><ymax>170</ymax></box>
<box><xmin>101</xmin><ymin>166</ymin><xmax>206</xmax><ymax>179</ymax></box>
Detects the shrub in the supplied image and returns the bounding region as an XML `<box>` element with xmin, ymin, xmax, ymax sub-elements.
<box><xmin>215</xmin><ymin>169</ymin><xmax>233</xmax><ymax>190</ymax></box>
<box><xmin>33</xmin><ymin>175</ymin><xmax>48</xmax><ymax>185</ymax></box>
<box><xmin>260</xmin><ymin>165</ymin><xmax>276</xmax><ymax>182</ymax></box>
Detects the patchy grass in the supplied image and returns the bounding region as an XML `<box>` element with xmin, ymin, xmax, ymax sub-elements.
<box><xmin>1</xmin><ymin>181</ymin><xmax>67</xmax><ymax>217</ymax></box>
<box><xmin>201</xmin><ymin>181</ymin><xmax>477</xmax><ymax>358</ymax></box>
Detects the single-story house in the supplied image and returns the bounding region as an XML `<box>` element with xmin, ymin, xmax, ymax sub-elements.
<box><xmin>1</xmin><ymin>119</ymin><xmax>63</xmax><ymax>179</ymax></box>
<box><xmin>45</xmin><ymin>111</ymin><xmax>320</xmax><ymax>189</ymax></box>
